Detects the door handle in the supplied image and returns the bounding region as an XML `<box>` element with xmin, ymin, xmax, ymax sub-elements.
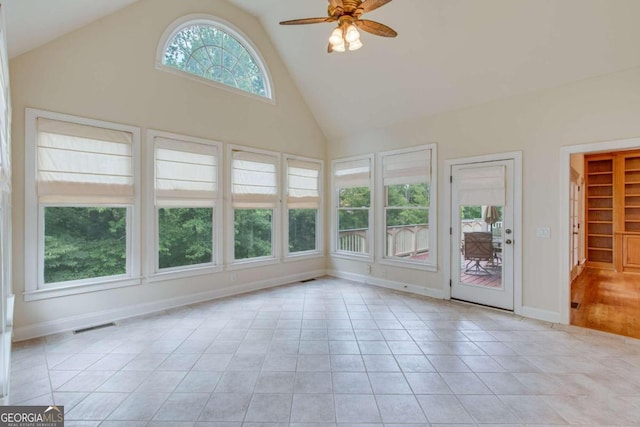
<box><xmin>572</xmin><ymin>232</ymin><xmax>579</xmax><ymax>235</ymax></box>
<box><xmin>505</xmin><ymin>239</ymin><xmax>513</xmax><ymax>245</ymax></box>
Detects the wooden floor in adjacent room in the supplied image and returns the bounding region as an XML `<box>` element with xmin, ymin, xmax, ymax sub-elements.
<box><xmin>571</xmin><ymin>268</ymin><xmax>640</xmax><ymax>339</ymax></box>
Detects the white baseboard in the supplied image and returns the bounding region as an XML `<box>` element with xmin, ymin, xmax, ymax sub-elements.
<box><xmin>519</xmin><ymin>305</ymin><xmax>561</xmax><ymax>324</ymax></box>
<box><xmin>327</xmin><ymin>270</ymin><xmax>445</xmax><ymax>300</ymax></box>
<box><xmin>13</xmin><ymin>269</ymin><xmax>326</xmax><ymax>342</ymax></box>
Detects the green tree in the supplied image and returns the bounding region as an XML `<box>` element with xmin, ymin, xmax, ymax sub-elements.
<box><xmin>234</xmin><ymin>209</ymin><xmax>272</xmax><ymax>259</ymax></box>
<box><xmin>386</xmin><ymin>184</ymin><xmax>429</xmax><ymax>226</ymax></box>
<box><xmin>461</xmin><ymin>206</ymin><xmax>482</xmax><ymax>220</ymax></box>
<box><xmin>338</xmin><ymin>187</ymin><xmax>370</xmax><ymax>231</ymax></box>
<box><xmin>158</xmin><ymin>208</ymin><xmax>213</xmax><ymax>269</ymax></box>
<box><xmin>44</xmin><ymin>207</ymin><xmax>126</xmax><ymax>283</ymax></box>
<box><xmin>289</xmin><ymin>209</ymin><xmax>317</xmax><ymax>252</ymax></box>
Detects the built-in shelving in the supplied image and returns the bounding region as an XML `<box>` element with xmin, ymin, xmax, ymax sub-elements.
<box><xmin>585</xmin><ymin>156</ymin><xmax>614</xmax><ymax>267</ymax></box>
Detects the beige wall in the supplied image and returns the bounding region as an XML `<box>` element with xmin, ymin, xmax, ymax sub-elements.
<box><xmin>328</xmin><ymin>67</ymin><xmax>640</xmax><ymax>320</ymax></box>
<box><xmin>10</xmin><ymin>0</ymin><xmax>327</xmax><ymax>338</ymax></box>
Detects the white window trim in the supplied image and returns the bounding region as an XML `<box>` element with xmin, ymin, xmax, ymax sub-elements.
<box><xmin>24</xmin><ymin>108</ymin><xmax>141</xmax><ymax>301</ymax></box>
<box><xmin>146</xmin><ymin>130</ymin><xmax>223</xmax><ymax>282</ymax></box>
<box><xmin>331</xmin><ymin>154</ymin><xmax>375</xmax><ymax>261</ymax></box>
<box><xmin>155</xmin><ymin>13</ymin><xmax>276</xmax><ymax>105</ymax></box>
<box><xmin>376</xmin><ymin>144</ymin><xmax>438</xmax><ymax>271</ymax></box>
<box><xmin>226</xmin><ymin>144</ymin><xmax>281</xmax><ymax>267</ymax></box>
<box><xmin>283</xmin><ymin>154</ymin><xmax>324</xmax><ymax>261</ymax></box>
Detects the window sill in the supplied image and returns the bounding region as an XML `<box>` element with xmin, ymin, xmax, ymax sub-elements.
<box><xmin>147</xmin><ymin>265</ymin><xmax>223</xmax><ymax>283</ymax></box>
<box><xmin>24</xmin><ymin>277</ymin><xmax>142</xmax><ymax>302</ymax></box>
<box><xmin>377</xmin><ymin>257</ymin><xmax>438</xmax><ymax>272</ymax></box>
<box><xmin>331</xmin><ymin>252</ymin><xmax>373</xmax><ymax>262</ymax></box>
<box><xmin>284</xmin><ymin>251</ymin><xmax>324</xmax><ymax>263</ymax></box>
<box><xmin>227</xmin><ymin>257</ymin><xmax>281</xmax><ymax>271</ymax></box>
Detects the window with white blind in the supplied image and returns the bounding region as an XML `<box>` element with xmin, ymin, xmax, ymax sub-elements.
<box><xmin>333</xmin><ymin>155</ymin><xmax>373</xmax><ymax>258</ymax></box>
<box><xmin>285</xmin><ymin>156</ymin><xmax>323</xmax><ymax>257</ymax></box>
<box><xmin>228</xmin><ymin>146</ymin><xmax>280</xmax><ymax>264</ymax></box>
<box><xmin>378</xmin><ymin>145</ymin><xmax>437</xmax><ymax>269</ymax></box>
<box><xmin>149</xmin><ymin>131</ymin><xmax>221</xmax><ymax>276</ymax></box>
<box><xmin>24</xmin><ymin>109</ymin><xmax>140</xmax><ymax>299</ymax></box>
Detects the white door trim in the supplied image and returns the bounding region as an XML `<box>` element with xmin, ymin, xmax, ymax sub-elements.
<box><xmin>444</xmin><ymin>151</ymin><xmax>523</xmax><ymax>315</ymax></box>
<box><xmin>559</xmin><ymin>137</ymin><xmax>640</xmax><ymax>324</ymax></box>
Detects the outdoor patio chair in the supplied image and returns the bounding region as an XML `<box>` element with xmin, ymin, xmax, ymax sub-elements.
<box><xmin>463</xmin><ymin>231</ymin><xmax>493</xmax><ymax>275</ymax></box>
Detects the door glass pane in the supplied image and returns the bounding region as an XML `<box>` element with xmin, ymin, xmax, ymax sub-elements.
<box><xmin>459</xmin><ymin>205</ymin><xmax>503</xmax><ymax>289</ymax></box>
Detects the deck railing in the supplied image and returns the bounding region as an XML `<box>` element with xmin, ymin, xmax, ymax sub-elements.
<box><xmin>338</xmin><ymin>224</ymin><xmax>429</xmax><ymax>257</ymax></box>
<box><xmin>338</xmin><ymin>220</ymin><xmax>503</xmax><ymax>256</ymax></box>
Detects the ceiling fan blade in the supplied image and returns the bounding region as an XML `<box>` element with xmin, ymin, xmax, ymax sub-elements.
<box><xmin>358</xmin><ymin>0</ymin><xmax>392</xmax><ymax>14</ymax></box>
<box><xmin>354</xmin><ymin>19</ymin><xmax>398</xmax><ymax>37</ymax></box>
<box><xmin>280</xmin><ymin>17</ymin><xmax>337</xmax><ymax>25</ymax></box>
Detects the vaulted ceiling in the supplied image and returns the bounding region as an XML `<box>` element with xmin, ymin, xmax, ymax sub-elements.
<box><xmin>6</xmin><ymin>0</ymin><xmax>640</xmax><ymax>140</ymax></box>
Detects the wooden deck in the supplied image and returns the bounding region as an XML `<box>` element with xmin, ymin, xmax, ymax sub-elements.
<box><xmin>411</xmin><ymin>253</ymin><xmax>503</xmax><ymax>288</ymax></box>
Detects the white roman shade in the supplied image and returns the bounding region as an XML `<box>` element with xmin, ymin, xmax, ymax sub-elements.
<box><xmin>383</xmin><ymin>149</ymin><xmax>431</xmax><ymax>186</ymax></box>
<box><xmin>456</xmin><ymin>165</ymin><xmax>506</xmax><ymax>206</ymax></box>
<box><xmin>155</xmin><ymin>137</ymin><xmax>218</xmax><ymax>207</ymax></box>
<box><xmin>231</xmin><ymin>150</ymin><xmax>278</xmax><ymax>208</ymax></box>
<box><xmin>36</xmin><ymin>118</ymin><xmax>134</xmax><ymax>204</ymax></box>
<box><xmin>334</xmin><ymin>158</ymin><xmax>370</xmax><ymax>188</ymax></box>
<box><xmin>287</xmin><ymin>159</ymin><xmax>321</xmax><ymax>209</ymax></box>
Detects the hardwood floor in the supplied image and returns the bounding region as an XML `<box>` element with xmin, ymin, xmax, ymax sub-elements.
<box><xmin>571</xmin><ymin>268</ymin><xmax>640</xmax><ymax>339</ymax></box>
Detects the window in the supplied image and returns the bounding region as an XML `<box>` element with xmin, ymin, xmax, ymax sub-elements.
<box><xmin>158</xmin><ymin>15</ymin><xmax>272</xmax><ymax>100</ymax></box>
<box><xmin>379</xmin><ymin>145</ymin><xmax>437</xmax><ymax>269</ymax></box>
<box><xmin>229</xmin><ymin>147</ymin><xmax>280</xmax><ymax>264</ymax></box>
<box><xmin>285</xmin><ymin>156</ymin><xmax>323</xmax><ymax>257</ymax></box>
<box><xmin>149</xmin><ymin>132</ymin><xmax>221</xmax><ymax>276</ymax></box>
<box><xmin>333</xmin><ymin>156</ymin><xmax>373</xmax><ymax>257</ymax></box>
<box><xmin>24</xmin><ymin>109</ymin><xmax>140</xmax><ymax>299</ymax></box>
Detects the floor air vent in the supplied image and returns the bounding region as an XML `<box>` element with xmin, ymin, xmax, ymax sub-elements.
<box><xmin>570</xmin><ymin>302</ymin><xmax>580</xmax><ymax>309</ymax></box>
<box><xmin>73</xmin><ymin>322</ymin><xmax>115</xmax><ymax>334</ymax></box>
<box><xmin>300</xmin><ymin>278</ymin><xmax>316</xmax><ymax>283</ymax></box>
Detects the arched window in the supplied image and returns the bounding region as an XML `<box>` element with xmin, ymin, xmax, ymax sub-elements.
<box><xmin>158</xmin><ymin>15</ymin><xmax>273</xmax><ymax>100</ymax></box>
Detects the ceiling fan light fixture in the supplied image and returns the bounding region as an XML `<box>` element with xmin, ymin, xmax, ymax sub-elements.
<box><xmin>348</xmin><ymin>38</ymin><xmax>363</xmax><ymax>51</ymax></box>
<box><xmin>329</xmin><ymin>27</ymin><xmax>344</xmax><ymax>46</ymax></box>
<box><xmin>345</xmin><ymin>24</ymin><xmax>360</xmax><ymax>43</ymax></box>
<box><xmin>332</xmin><ymin>39</ymin><xmax>346</xmax><ymax>52</ymax></box>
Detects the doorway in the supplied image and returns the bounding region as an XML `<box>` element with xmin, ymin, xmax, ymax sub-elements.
<box><xmin>449</xmin><ymin>156</ymin><xmax>519</xmax><ymax>311</ymax></box>
<box><xmin>561</xmin><ymin>138</ymin><xmax>640</xmax><ymax>337</ymax></box>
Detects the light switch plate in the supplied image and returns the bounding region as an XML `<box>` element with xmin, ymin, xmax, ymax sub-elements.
<box><xmin>536</xmin><ymin>227</ymin><xmax>551</xmax><ymax>238</ymax></box>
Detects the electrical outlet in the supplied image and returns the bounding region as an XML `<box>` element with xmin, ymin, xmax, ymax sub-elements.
<box><xmin>367</xmin><ymin>265</ymin><xmax>372</xmax><ymax>274</ymax></box>
<box><xmin>230</xmin><ymin>272</ymin><xmax>238</xmax><ymax>282</ymax></box>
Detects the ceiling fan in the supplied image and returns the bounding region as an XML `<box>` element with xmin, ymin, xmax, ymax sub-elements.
<box><xmin>279</xmin><ymin>0</ymin><xmax>397</xmax><ymax>53</ymax></box>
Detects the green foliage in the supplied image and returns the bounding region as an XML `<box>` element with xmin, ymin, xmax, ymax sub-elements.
<box><xmin>339</xmin><ymin>187</ymin><xmax>370</xmax><ymax>208</ymax></box>
<box><xmin>386</xmin><ymin>184</ymin><xmax>429</xmax><ymax>227</ymax></box>
<box><xmin>289</xmin><ymin>209</ymin><xmax>317</xmax><ymax>253</ymax></box>
<box><xmin>158</xmin><ymin>208</ymin><xmax>213</xmax><ymax>269</ymax></box>
<box><xmin>44</xmin><ymin>207</ymin><xmax>126</xmax><ymax>284</ymax></box>
<box><xmin>234</xmin><ymin>209</ymin><xmax>272</xmax><ymax>260</ymax></box>
<box><xmin>338</xmin><ymin>187</ymin><xmax>370</xmax><ymax>231</ymax></box>
<box><xmin>460</xmin><ymin>206</ymin><xmax>482</xmax><ymax>220</ymax></box>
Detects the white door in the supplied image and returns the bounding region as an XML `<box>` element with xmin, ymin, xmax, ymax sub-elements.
<box><xmin>569</xmin><ymin>176</ymin><xmax>581</xmax><ymax>280</ymax></box>
<box><xmin>451</xmin><ymin>159</ymin><xmax>515</xmax><ymax>310</ymax></box>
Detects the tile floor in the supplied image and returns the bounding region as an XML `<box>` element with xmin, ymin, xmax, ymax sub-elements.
<box><xmin>9</xmin><ymin>276</ymin><xmax>640</xmax><ymax>426</ymax></box>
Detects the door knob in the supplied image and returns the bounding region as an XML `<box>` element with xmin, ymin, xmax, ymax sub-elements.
<box><xmin>505</xmin><ymin>239</ymin><xmax>513</xmax><ymax>245</ymax></box>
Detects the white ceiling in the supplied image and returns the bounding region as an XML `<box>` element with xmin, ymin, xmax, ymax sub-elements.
<box><xmin>4</xmin><ymin>0</ymin><xmax>640</xmax><ymax>140</ymax></box>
